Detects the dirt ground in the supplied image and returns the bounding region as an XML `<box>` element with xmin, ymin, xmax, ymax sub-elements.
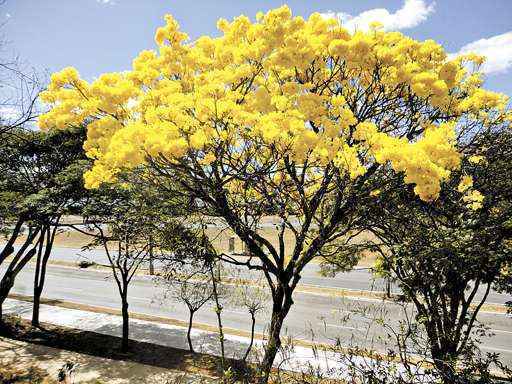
<box><xmin>12</xmin><ymin>223</ymin><xmax>377</xmax><ymax>267</ymax></box>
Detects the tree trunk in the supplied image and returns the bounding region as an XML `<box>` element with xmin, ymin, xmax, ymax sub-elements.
<box><xmin>0</xmin><ymin>226</ymin><xmax>41</xmax><ymax>319</ymax></box>
<box><xmin>32</xmin><ymin>292</ymin><xmax>40</xmax><ymax>327</ymax></box>
<box><xmin>259</xmin><ymin>291</ymin><xmax>292</xmax><ymax>384</ymax></box>
<box><xmin>243</xmin><ymin>310</ymin><xmax>256</xmax><ymax>362</ymax></box>
<box><xmin>149</xmin><ymin>236</ymin><xmax>155</xmax><ymax>275</ymax></box>
<box><xmin>187</xmin><ymin>310</ymin><xmax>195</xmax><ymax>353</ymax></box>
<box><xmin>0</xmin><ymin>218</ymin><xmax>24</xmax><ymax>266</ymax></box>
<box><xmin>0</xmin><ymin>243</ymin><xmax>38</xmax><ymax>322</ymax></box>
<box><xmin>432</xmin><ymin>349</ymin><xmax>457</xmax><ymax>384</ymax></box>
<box><xmin>32</xmin><ymin>224</ymin><xmax>57</xmax><ymax>327</ymax></box>
<box><xmin>210</xmin><ymin>264</ymin><xmax>226</xmax><ymax>371</ymax></box>
<box><xmin>121</xmin><ymin>295</ymin><xmax>130</xmax><ymax>352</ymax></box>
<box><xmin>0</xmin><ymin>273</ymin><xmax>14</xmax><ymax>322</ymax></box>
<box><xmin>32</xmin><ymin>226</ymin><xmax>46</xmax><ymax>327</ymax></box>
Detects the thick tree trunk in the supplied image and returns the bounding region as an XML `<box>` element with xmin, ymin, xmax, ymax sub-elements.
<box><xmin>32</xmin><ymin>292</ymin><xmax>40</xmax><ymax>326</ymax></box>
<box><xmin>259</xmin><ymin>290</ymin><xmax>293</xmax><ymax>384</ymax></box>
<box><xmin>32</xmin><ymin>227</ymin><xmax>46</xmax><ymax>327</ymax></box>
<box><xmin>432</xmin><ymin>349</ymin><xmax>458</xmax><ymax>384</ymax></box>
<box><xmin>32</xmin><ymin>225</ymin><xmax>56</xmax><ymax>327</ymax></box>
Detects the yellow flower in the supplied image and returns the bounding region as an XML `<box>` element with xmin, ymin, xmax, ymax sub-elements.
<box><xmin>468</xmin><ymin>155</ymin><xmax>484</xmax><ymax>164</ymax></box>
<box><xmin>38</xmin><ymin>6</ymin><xmax>506</xmax><ymax>203</ymax></box>
<box><xmin>457</xmin><ymin>175</ymin><xmax>473</xmax><ymax>193</ymax></box>
<box><xmin>463</xmin><ymin>190</ymin><xmax>484</xmax><ymax>210</ymax></box>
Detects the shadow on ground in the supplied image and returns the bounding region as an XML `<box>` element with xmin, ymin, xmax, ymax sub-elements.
<box><xmin>0</xmin><ymin>314</ymin><xmax>254</xmax><ymax>381</ymax></box>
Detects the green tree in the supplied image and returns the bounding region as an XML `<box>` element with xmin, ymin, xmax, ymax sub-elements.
<box><xmin>350</xmin><ymin>128</ymin><xmax>512</xmax><ymax>383</ymax></box>
<box><xmin>0</xmin><ymin>126</ymin><xmax>88</xmax><ymax>324</ymax></box>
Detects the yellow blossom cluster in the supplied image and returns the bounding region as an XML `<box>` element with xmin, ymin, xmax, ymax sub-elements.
<box><xmin>456</xmin><ymin>174</ymin><xmax>485</xmax><ymax>210</ymax></box>
<box><xmin>38</xmin><ymin>6</ymin><xmax>510</xmax><ymax>201</ymax></box>
<box><xmin>463</xmin><ymin>190</ymin><xmax>484</xmax><ymax>210</ymax></box>
<box><xmin>457</xmin><ymin>175</ymin><xmax>474</xmax><ymax>193</ymax></box>
<box><xmin>354</xmin><ymin>121</ymin><xmax>460</xmax><ymax>200</ymax></box>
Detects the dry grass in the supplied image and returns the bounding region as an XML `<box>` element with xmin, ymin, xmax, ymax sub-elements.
<box><xmin>11</xmin><ymin>222</ymin><xmax>378</xmax><ymax>268</ymax></box>
<box><xmin>0</xmin><ymin>364</ymin><xmax>56</xmax><ymax>384</ymax></box>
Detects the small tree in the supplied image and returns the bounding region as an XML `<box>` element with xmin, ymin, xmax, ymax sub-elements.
<box><xmin>229</xmin><ymin>275</ymin><xmax>269</xmax><ymax>363</ymax></box>
<box><xmin>79</xmin><ymin>177</ymin><xmax>193</xmax><ymax>352</ymax></box>
<box><xmin>161</xmin><ymin>265</ymin><xmax>213</xmax><ymax>353</ymax></box>
<box><xmin>81</xmin><ymin>186</ymin><xmax>157</xmax><ymax>352</ymax></box>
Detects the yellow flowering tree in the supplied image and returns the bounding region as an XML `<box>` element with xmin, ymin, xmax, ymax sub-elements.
<box><xmin>39</xmin><ymin>6</ymin><xmax>510</xmax><ymax>380</ymax></box>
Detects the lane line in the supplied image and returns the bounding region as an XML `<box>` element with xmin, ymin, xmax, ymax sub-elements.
<box><xmin>481</xmin><ymin>346</ymin><xmax>512</xmax><ymax>353</ymax></box>
<box><xmin>131</xmin><ymin>296</ymin><xmax>153</xmax><ymax>302</ymax></box>
<box><xmin>490</xmin><ymin>329</ymin><xmax>512</xmax><ymax>335</ymax></box>
<box><xmin>325</xmin><ymin>323</ymin><xmax>361</xmax><ymax>331</ymax></box>
<box><xmin>224</xmin><ymin>309</ymin><xmax>248</xmax><ymax>315</ymax></box>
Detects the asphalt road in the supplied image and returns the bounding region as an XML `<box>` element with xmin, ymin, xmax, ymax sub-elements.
<box><xmin>23</xmin><ymin>246</ymin><xmax>512</xmax><ymax>305</ymax></box>
<box><xmin>3</xmin><ymin>261</ymin><xmax>512</xmax><ymax>366</ymax></box>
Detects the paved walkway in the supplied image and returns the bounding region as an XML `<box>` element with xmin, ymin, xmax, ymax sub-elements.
<box><xmin>0</xmin><ymin>336</ymin><xmax>212</xmax><ymax>384</ymax></box>
<box><xmin>3</xmin><ymin>298</ymin><xmax>349</xmax><ymax>378</ymax></box>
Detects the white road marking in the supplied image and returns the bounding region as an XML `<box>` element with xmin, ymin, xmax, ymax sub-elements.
<box><xmin>481</xmin><ymin>346</ymin><xmax>512</xmax><ymax>353</ymax></box>
<box><xmin>131</xmin><ymin>297</ymin><xmax>152</xmax><ymax>302</ymax></box>
<box><xmin>325</xmin><ymin>323</ymin><xmax>360</xmax><ymax>331</ymax></box>
<box><xmin>224</xmin><ymin>309</ymin><xmax>248</xmax><ymax>315</ymax></box>
<box><xmin>490</xmin><ymin>329</ymin><xmax>512</xmax><ymax>335</ymax></box>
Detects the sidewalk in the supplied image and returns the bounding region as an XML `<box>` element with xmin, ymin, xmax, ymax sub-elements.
<box><xmin>3</xmin><ymin>298</ymin><xmax>348</xmax><ymax>377</ymax></box>
<box><xmin>0</xmin><ymin>336</ymin><xmax>211</xmax><ymax>384</ymax></box>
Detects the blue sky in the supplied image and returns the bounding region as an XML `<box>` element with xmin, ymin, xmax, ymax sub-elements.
<box><xmin>3</xmin><ymin>0</ymin><xmax>512</xmax><ymax>95</ymax></box>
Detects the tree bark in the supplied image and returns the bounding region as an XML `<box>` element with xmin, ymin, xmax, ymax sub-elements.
<box><xmin>187</xmin><ymin>310</ymin><xmax>195</xmax><ymax>353</ymax></box>
<box><xmin>32</xmin><ymin>224</ymin><xmax>57</xmax><ymax>327</ymax></box>
<box><xmin>32</xmin><ymin>226</ymin><xmax>46</xmax><ymax>327</ymax></box>
<box><xmin>432</xmin><ymin>350</ymin><xmax>457</xmax><ymax>384</ymax></box>
<box><xmin>0</xmin><ymin>227</ymin><xmax>40</xmax><ymax>323</ymax></box>
<box><xmin>149</xmin><ymin>236</ymin><xmax>155</xmax><ymax>275</ymax></box>
<box><xmin>259</xmin><ymin>289</ymin><xmax>293</xmax><ymax>384</ymax></box>
<box><xmin>121</xmin><ymin>293</ymin><xmax>129</xmax><ymax>352</ymax></box>
<box><xmin>0</xmin><ymin>218</ymin><xmax>24</xmax><ymax>266</ymax></box>
<box><xmin>209</xmin><ymin>263</ymin><xmax>227</xmax><ymax>375</ymax></box>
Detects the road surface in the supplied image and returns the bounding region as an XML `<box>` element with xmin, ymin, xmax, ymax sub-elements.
<box><xmin>13</xmin><ymin>246</ymin><xmax>511</xmax><ymax>305</ymax></box>
<box><xmin>3</xmin><ymin>261</ymin><xmax>512</xmax><ymax>366</ymax></box>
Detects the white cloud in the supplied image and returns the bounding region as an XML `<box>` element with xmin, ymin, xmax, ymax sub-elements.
<box><xmin>5</xmin><ymin>13</ymin><xmax>11</xmax><ymax>18</ymax></box>
<box><xmin>452</xmin><ymin>32</ymin><xmax>512</xmax><ymax>75</ymax></box>
<box><xmin>322</xmin><ymin>0</ymin><xmax>435</xmax><ymax>32</ymax></box>
<box><xmin>96</xmin><ymin>0</ymin><xmax>116</xmax><ymax>5</ymax></box>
